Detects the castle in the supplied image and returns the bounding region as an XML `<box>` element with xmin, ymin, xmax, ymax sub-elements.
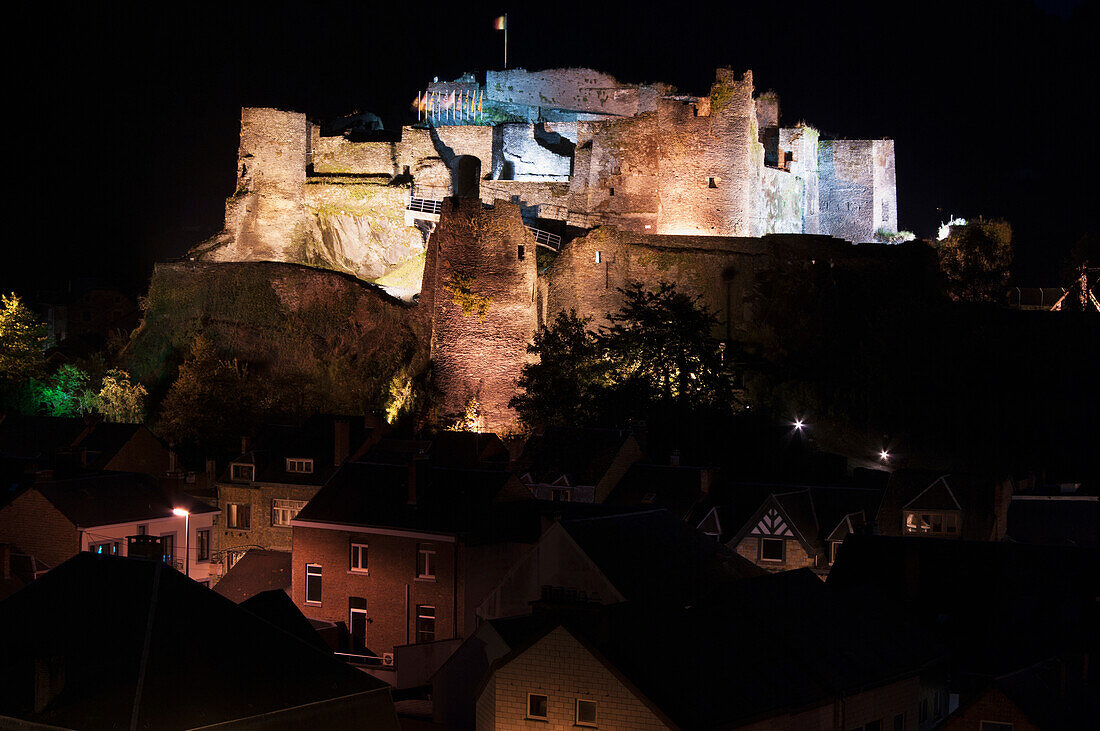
<box><xmin>193</xmin><ymin>68</ymin><xmax>904</xmax><ymax>432</ymax></box>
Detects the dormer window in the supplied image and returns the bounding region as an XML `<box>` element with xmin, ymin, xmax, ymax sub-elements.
<box><xmin>286</xmin><ymin>458</ymin><xmax>314</xmax><ymax>474</ymax></box>
<box><xmin>230</xmin><ymin>463</ymin><xmax>254</xmax><ymax>482</ymax></box>
<box><xmin>904</xmin><ymin>511</ymin><xmax>959</xmax><ymax>536</ymax></box>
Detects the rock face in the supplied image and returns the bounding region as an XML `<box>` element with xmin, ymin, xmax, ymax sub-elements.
<box><xmin>124</xmin><ymin>261</ymin><xmax>429</xmax><ymax>416</ymax></box>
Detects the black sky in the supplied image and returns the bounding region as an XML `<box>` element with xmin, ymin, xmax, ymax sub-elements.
<box><xmin>7</xmin><ymin>0</ymin><xmax>1096</xmax><ymax>298</ymax></box>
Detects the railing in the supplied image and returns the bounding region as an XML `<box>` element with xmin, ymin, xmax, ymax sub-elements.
<box><xmin>335</xmin><ymin>651</ymin><xmax>392</xmax><ymax>668</ymax></box>
<box><xmin>525</xmin><ymin>226</ymin><xmax>562</xmax><ymax>251</ymax></box>
<box><xmin>406</xmin><ymin>186</ymin><xmax>445</xmax><ymax>216</ymax></box>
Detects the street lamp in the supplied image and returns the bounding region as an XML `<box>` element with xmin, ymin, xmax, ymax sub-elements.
<box><xmin>172</xmin><ymin>507</ymin><xmax>190</xmax><ymax>578</ymax></box>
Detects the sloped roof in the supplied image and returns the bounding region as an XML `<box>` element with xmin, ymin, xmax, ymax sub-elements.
<box><xmin>0</xmin><ymin>553</ymin><xmax>396</xmax><ymax>729</ymax></box>
<box><xmin>877</xmin><ymin>470</ymin><xmax>1008</xmax><ymax>540</ymax></box>
<box><xmin>604</xmin><ymin>463</ymin><xmax>709</xmax><ymax>519</ymax></box>
<box><xmin>827</xmin><ymin>534</ymin><xmax>1100</xmax><ymax>674</ymax></box>
<box><xmin>1005</xmin><ymin>498</ymin><xmax>1099</xmax><ymax>548</ymax></box>
<box><xmin>32</xmin><ymin>471</ymin><xmax>217</xmax><ymax>527</ymax></box>
<box><xmin>239</xmin><ymin>588</ymin><xmax>329</xmax><ymax>652</ymax></box>
<box><xmin>71</xmin><ymin>422</ymin><xmax>149</xmax><ymax>467</ymax></box>
<box><xmin>221</xmin><ymin>416</ymin><xmax>376</xmax><ymax>486</ymax></box>
<box><xmin>514</xmin><ymin>427</ymin><xmax>634</xmax><ymax>486</ymax></box>
<box><xmin>0</xmin><ymin>414</ymin><xmax>87</xmax><ymax>459</ymax></box>
<box><xmin>560</xmin><ymin>509</ymin><xmax>762</xmax><ymax>607</ymax></box>
<box><xmin>730</xmin><ymin>485</ymin><xmax>884</xmax><ymax>553</ymax></box>
<box><xmin>489</xmin><ymin>569</ymin><xmax>943</xmax><ymax>729</ymax></box>
<box><xmin>212</xmin><ymin>549</ymin><xmax>292</xmax><ymax>603</ymax></box>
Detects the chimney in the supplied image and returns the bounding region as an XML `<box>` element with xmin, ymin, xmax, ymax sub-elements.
<box><xmin>206</xmin><ymin>458</ymin><xmax>217</xmax><ymax>481</ymax></box>
<box><xmin>334</xmin><ymin>419</ymin><xmax>350</xmax><ymax>466</ymax></box>
<box><xmin>670</xmin><ymin>449</ymin><xmax>681</xmax><ymax>467</ymax></box>
<box><xmin>408</xmin><ymin>451</ymin><xmax>428</xmax><ymax>505</ymax></box>
<box><xmin>1</xmin><ymin>544</ymin><xmax>10</xmax><ymax>581</ymax></box>
<box><xmin>700</xmin><ymin>469</ymin><xmax>713</xmax><ymax>496</ymax></box>
<box><xmin>168</xmin><ymin>447</ymin><xmax>178</xmax><ymax>474</ymax></box>
<box><xmin>241</xmin><ymin>436</ymin><xmax>251</xmax><ymax>455</ymax></box>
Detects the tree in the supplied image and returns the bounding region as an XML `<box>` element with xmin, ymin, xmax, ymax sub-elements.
<box><xmin>157</xmin><ymin>335</ymin><xmax>268</xmax><ymax>446</ymax></box>
<box><xmin>0</xmin><ymin>293</ymin><xmax>47</xmax><ymax>406</ymax></box>
<box><xmin>30</xmin><ymin>364</ymin><xmax>92</xmax><ymax>416</ymax></box>
<box><xmin>936</xmin><ymin>218</ymin><xmax>1013</xmax><ymax>302</ymax></box>
<box><xmin>87</xmin><ymin>369</ymin><xmax>147</xmax><ymax>423</ymax></box>
<box><xmin>600</xmin><ymin>281</ymin><xmax>734</xmax><ymax>408</ymax></box>
<box><xmin>509</xmin><ymin>310</ymin><xmax>611</xmax><ymax>427</ymax></box>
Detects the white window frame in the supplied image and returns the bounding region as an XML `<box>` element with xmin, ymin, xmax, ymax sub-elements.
<box><xmin>305</xmin><ymin>563</ymin><xmax>322</xmax><ymax>606</ymax></box>
<box><xmin>196</xmin><ymin>529</ymin><xmax>211</xmax><ymax>562</ymax></box>
<box><xmin>415</xmin><ymin>604</ymin><xmax>436</xmax><ymax>643</ymax></box>
<box><xmin>594</xmin><ymin>250</ymin><xmax>602</xmax><ymax>264</ymax></box>
<box><xmin>285</xmin><ymin>458</ymin><xmax>314</xmax><ymax>474</ymax></box>
<box><xmin>271</xmin><ymin>498</ymin><xmax>306</xmax><ymax>527</ymax></box>
<box><xmin>226</xmin><ymin>502</ymin><xmax>251</xmax><ymax>530</ymax></box>
<box><xmin>417</xmin><ymin>543</ymin><xmax>436</xmax><ymax>580</ymax></box>
<box><xmin>576</xmin><ymin>698</ymin><xmax>598</xmax><ymax>727</ymax></box>
<box><xmin>526</xmin><ymin>692</ymin><xmax>549</xmax><ymax>720</ymax></box>
<box><xmin>230</xmin><ymin>463</ymin><xmax>254</xmax><ymax>481</ymax></box>
<box><xmin>904</xmin><ymin>510</ymin><xmax>960</xmax><ymax>536</ymax></box>
<box><xmin>759</xmin><ymin>537</ymin><xmax>785</xmax><ymax>563</ymax></box>
<box><xmin>90</xmin><ymin>541</ymin><xmax>119</xmax><ymax>556</ymax></box>
<box><xmin>350</xmin><ymin>542</ymin><xmax>369</xmax><ymax>573</ymax></box>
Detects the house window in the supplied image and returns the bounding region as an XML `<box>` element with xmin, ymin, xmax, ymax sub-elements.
<box><xmin>979</xmin><ymin>723</ymin><xmax>1013</xmax><ymax>731</ymax></box>
<box><xmin>136</xmin><ymin>524</ymin><xmax>147</xmax><ymax>536</ymax></box>
<box><xmin>230</xmin><ymin>463</ymin><xmax>254</xmax><ymax>481</ymax></box>
<box><xmin>91</xmin><ymin>542</ymin><xmax>119</xmax><ymax>555</ymax></box>
<box><xmin>196</xmin><ymin>529</ymin><xmax>210</xmax><ymax>561</ymax></box>
<box><xmin>305</xmin><ymin>564</ymin><xmax>322</xmax><ymax>605</ymax></box>
<box><xmin>417</xmin><ymin>543</ymin><xmax>436</xmax><ymax>580</ymax></box>
<box><xmin>350</xmin><ymin>542</ymin><xmax>369</xmax><ymax>573</ymax></box>
<box><xmin>594</xmin><ymin>250</ymin><xmax>602</xmax><ymax>264</ymax></box>
<box><xmin>285</xmin><ymin>458</ymin><xmax>313</xmax><ymax>474</ymax></box>
<box><xmin>226</xmin><ymin>502</ymin><xmax>251</xmax><ymax>530</ymax></box>
<box><xmin>518</xmin><ymin>244</ymin><xmax>525</xmax><ymax>260</ymax></box>
<box><xmin>416</xmin><ymin>605</ymin><xmax>435</xmax><ymax>643</ymax></box>
<box><xmin>271</xmin><ymin>499</ymin><xmax>306</xmax><ymax>527</ymax></box>
<box><xmin>893</xmin><ymin>714</ymin><xmax>904</xmax><ymax>731</ymax></box>
<box><xmin>576</xmin><ymin>699</ymin><xmax>598</xmax><ymax>726</ymax></box>
<box><xmin>904</xmin><ymin>511</ymin><xmax>959</xmax><ymax>536</ymax></box>
<box><xmin>527</xmin><ymin>693</ymin><xmax>548</xmax><ymax>720</ymax></box>
<box><xmin>349</xmin><ymin>596</ymin><xmax>368</xmax><ymax>649</ymax></box>
<box><xmin>760</xmin><ymin>537</ymin><xmax>785</xmax><ymax>562</ymax></box>
<box><xmin>551</xmin><ymin>488</ymin><xmax>571</xmax><ymax>502</ymax></box>
<box><xmin>161</xmin><ymin>533</ymin><xmax>175</xmax><ymax>565</ymax></box>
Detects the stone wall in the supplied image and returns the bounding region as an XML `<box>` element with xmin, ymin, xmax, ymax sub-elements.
<box><xmin>781</xmin><ymin>126</ymin><xmax>821</xmax><ymax>234</ymax></box>
<box><xmin>759</xmin><ymin>167</ymin><xmax>805</xmax><ymax>234</ymax></box>
<box><xmin>422</xmin><ymin>198</ymin><xmax>538</xmax><ymax>434</ymax></box>
<box><xmin>497</xmin><ymin>123</ymin><xmax>574</xmax><ymax>180</ymax></box>
<box><xmin>479</xmin><ymin>180</ymin><xmax>572</xmax><ymax>220</ymax></box>
<box><xmin>818</xmin><ymin>139</ymin><xmax>897</xmax><ymax>242</ymax></box>
<box><xmin>487</xmin><ymin>68</ymin><xmax>660</xmax><ymax>117</ymax></box>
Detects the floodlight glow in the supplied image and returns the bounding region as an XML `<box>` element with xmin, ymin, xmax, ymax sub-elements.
<box><xmin>172</xmin><ymin>507</ymin><xmax>189</xmax><ymax>517</ymax></box>
<box><xmin>879</xmin><ymin>450</ymin><xmax>890</xmax><ymax>461</ymax></box>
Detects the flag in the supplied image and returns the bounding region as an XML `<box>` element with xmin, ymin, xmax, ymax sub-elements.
<box><xmin>493</xmin><ymin>15</ymin><xmax>506</xmax><ymax>30</ymax></box>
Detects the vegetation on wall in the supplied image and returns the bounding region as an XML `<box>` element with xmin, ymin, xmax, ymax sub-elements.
<box><xmin>447</xmin><ymin>272</ymin><xmax>492</xmax><ymax>320</ymax></box>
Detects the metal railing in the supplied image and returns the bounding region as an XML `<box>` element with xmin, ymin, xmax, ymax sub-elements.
<box><xmin>334</xmin><ymin>651</ymin><xmax>392</xmax><ymax>668</ymax></box>
<box><xmin>406</xmin><ymin>197</ymin><xmax>443</xmax><ymax>215</ymax></box>
<box><xmin>525</xmin><ymin>226</ymin><xmax>562</xmax><ymax>250</ymax></box>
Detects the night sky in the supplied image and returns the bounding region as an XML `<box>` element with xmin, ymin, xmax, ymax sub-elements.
<box><xmin>7</xmin><ymin>0</ymin><xmax>1096</xmax><ymax>298</ymax></box>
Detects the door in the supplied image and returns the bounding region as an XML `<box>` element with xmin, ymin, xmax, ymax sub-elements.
<box><xmin>349</xmin><ymin>597</ymin><xmax>367</xmax><ymax>651</ymax></box>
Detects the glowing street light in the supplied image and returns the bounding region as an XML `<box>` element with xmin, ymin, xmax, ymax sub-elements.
<box><xmin>879</xmin><ymin>449</ymin><xmax>890</xmax><ymax>462</ymax></box>
<box><xmin>172</xmin><ymin>507</ymin><xmax>190</xmax><ymax>578</ymax></box>
<box><xmin>793</xmin><ymin>419</ymin><xmax>805</xmax><ymax>431</ymax></box>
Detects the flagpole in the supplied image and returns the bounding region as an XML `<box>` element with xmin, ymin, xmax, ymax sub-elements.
<box><xmin>504</xmin><ymin>14</ymin><xmax>508</xmax><ymax>69</ymax></box>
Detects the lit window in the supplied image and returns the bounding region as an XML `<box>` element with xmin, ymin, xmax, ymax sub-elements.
<box><xmin>527</xmin><ymin>693</ymin><xmax>548</xmax><ymax>720</ymax></box>
<box><xmin>285</xmin><ymin>458</ymin><xmax>313</xmax><ymax>474</ymax></box>
<box><xmin>196</xmin><ymin>529</ymin><xmax>210</xmax><ymax>561</ymax></box>
<box><xmin>576</xmin><ymin>699</ymin><xmax>598</xmax><ymax>727</ymax></box>
<box><xmin>161</xmin><ymin>534</ymin><xmax>175</xmax><ymax>565</ymax></box>
<box><xmin>417</xmin><ymin>544</ymin><xmax>436</xmax><ymax>579</ymax></box>
<box><xmin>595</xmin><ymin>251</ymin><xmax>602</xmax><ymax>264</ymax></box>
<box><xmin>90</xmin><ymin>542</ymin><xmax>119</xmax><ymax>556</ymax></box>
<box><xmin>271</xmin><ymin>499</ymin><xmax>306</xmax><ymax>527</ymax></box>
<box><xmin>305</xmin><ymin>564</ymin><xmax>322</xmax><ymax>605</ymax></box>
<box><xmin>760</xmin><ymin>537</ymin><xmax>785</xmax><ymax>562</ymax></box>
<box><xmin>230</xmin><ymin>463</ymin><xmax>254</xmax><ymax>481</ymax></box>
<box><xmin>226</xmin><ymin>502</ymin><xmax>251</xmax><ymax>530</ymax></box>
<box><xmin>904</xmin><ymin>511</ymin><xmax>960</xmax><ymax>537</ymax></box>
<box><xmin>416</xmin><ymin>605</ymin><xmax>435</xmax><ymax>643</ymax></box>
<box><xmin>350</xmin><ymin>542</ymin><xmax>369</xmax><ymax>573</ymax></box>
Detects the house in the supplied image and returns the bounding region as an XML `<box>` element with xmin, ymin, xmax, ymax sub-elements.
<box><xmin>876</xmin><ymin>470</ymin><xmax>1015</xmax><ymax>542</ymax></box>
<box><xmin>215</xmin><ymin>415</ymin><xmax>380</xmax><ymax>576</ymax></box>
<box><xmin>0</xmin><ymin>471</ymin><xmax>218</xmax><ymax>584</ymax></box>
<box><xmin>469</xmin><ymin>569</ymin><xmax>947</xmax><ymax>730</ymax></box>
<box><xmin>603</xmin><ymin>460</ymin><xmax>715</xmax><ymax>521</ymax></box>
<box><xmin>477</xmin><ymin>508</ymin><xmax>762</xmax><ymax>622</ymax></box>
<box><xmin>937</xmin><ymin>656</ymin><xmax>1099</xmax><ymax>730</ymax></box>
<box><xmin>512</xmin><ymin>426</ymin><xmax>642</xmax><ymax>503</ymax></box>
<box><xmin>0</xmin><ymin>553</ymin><xmax>400</xmax><ymax>729</ymax></box>
<box><xmin>1004</xmin><ymin>480</ymin><xmax>1099</xmax><ymax>548</ymax></box>
<box><xmin>289</xmin><ymin>457</ymin><xmax>538</xmax><ymax>673</ymax></box>
<box><xmin>723</xmin><ymin>485</ymin><xmax>884</xmax><ymax>573</ymax></box>
<box><xmin>827</xmin><ymin>535</ymin><xmax>1100</xmax><ymax>681</ymax></box>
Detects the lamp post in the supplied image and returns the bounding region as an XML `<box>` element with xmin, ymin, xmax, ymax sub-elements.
<box><xmin>172</xmin><ymin>507</ymin><xmax>190</xmax><ymax>578</ymax></box>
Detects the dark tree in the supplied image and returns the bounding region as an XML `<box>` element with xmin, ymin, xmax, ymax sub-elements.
<box><xmin>936</xmin><ymin>218</ymin><xmax>1013</xmax><ymax>302</ymax></box>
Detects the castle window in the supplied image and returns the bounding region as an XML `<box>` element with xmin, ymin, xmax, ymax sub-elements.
<box><xmin>608</xmin><ymin>187</ymin><xmax>615</xmax><ymax>196</ymax></box>
<box><xmin>518</xmin><ymin>245</ymin><xmax>525</xmax><ymax>260</ymax></box>
<box><xmin>709</xmin><ymin>177</ymin><xmax>718</xmax><ymax>188</ymax></box>
<box><xmin>595</xmin><ymin>251</ymin><xmax>602</xmax><ymax>264</ymax></box>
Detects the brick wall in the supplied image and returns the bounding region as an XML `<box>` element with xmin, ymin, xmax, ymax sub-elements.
<box><xmin>216</xmin><ymin>482</ymin><xmax>323</xmax><ymax>561</ymax></box>
<box><xmin>734</xmin><ymin>535</ymin><xmax>818</xmax><ymax>572</ymax></box>
<box><xmin>478</xmin><ymin>626</ymin><xmax>670</xmax><ymax>731</ymax></box>
<box><xmin>0</xmin><ymin>490</ymin><xmax>79</xmax><ymax>568</ymax></box>
<box><xmin>938</xmin><ymin>688</ymin><xmax>1038</xmax><ymax>731</ymax></box>
<box><xmin>291</xmin><ymin>525</ymin><xmax>461</xmax><ymax>657</ymax></box>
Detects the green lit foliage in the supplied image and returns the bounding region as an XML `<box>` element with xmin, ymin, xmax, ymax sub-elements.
<box><xmin>0</xmin><ymin>293</ymin><xmax>47</xmax><ymax>405</ymax></box>
<box><xmin>509</xmin><ymin>310</ymin><xmax>612</xmax><ymax>427</ymax></box>
<box><xmin>157</xmin><ymin>335</ymin><xmax>267</xmax><ymax>447</ymax></box>
<box><xmin>30</xmin><ymin>364</ymin><xmax>92</xmax><ymax>417</ymax></box>
<box><xmin>87</xmin><ymin>369</ymin><xmax>147</xmax><ymax>424</ymax></box>
<box><xmin>936</xmin><ymin>218</ymin><xmax>1013</xmax><ymax>302</ymax></box>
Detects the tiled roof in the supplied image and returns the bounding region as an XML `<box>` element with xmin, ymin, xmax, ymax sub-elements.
<box><xmin>34</xmin><ymin>472</ymin><xmax>217</xmax><ymax>527</ymax></box>
<box><xmin>212</xmin><ymin>549</ymin><xmax>292</xmax><ymax>603</ymax></box>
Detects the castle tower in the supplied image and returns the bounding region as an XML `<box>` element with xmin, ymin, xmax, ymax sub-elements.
<box><xmin>420</xmin><ymin>193</ymin><xmax>539</xmax><ymax>434</ymax></box>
